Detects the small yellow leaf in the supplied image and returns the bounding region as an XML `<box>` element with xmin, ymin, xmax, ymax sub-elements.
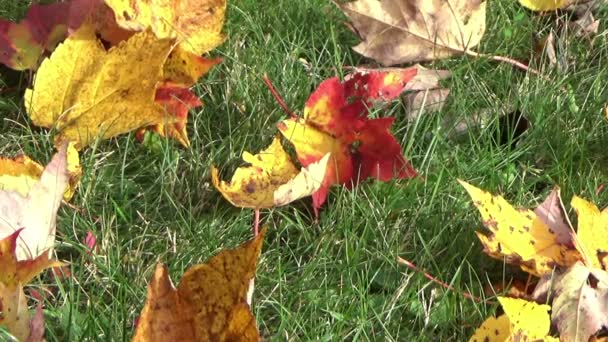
<box><xmin>132</xmin><ymin>229</ymin><xmax>265</xmax><ymax>341</ymax></box>
<box><xmin>24</xmin><ymin>23</ymin><xmax>176</xmax><ymax>149</ymax></box>
<box><xmin>518</xmin><ymin>0</ymin><xmax>570</xmax><ymax>11</ymax></box>
<box><xmin>571</xmin><ymin>196</ymin><xmax>608</xmax><ymax>270</ymax></box>
<box><xmin>469</xmin><ymin>314</ymin><xmax>511</xmax><ymax>342</ymax></box>
<box><xmin>212</xmin><ymin>136</ymin><xmax>327</xmax><ymax>209</ymax></box>
<box><xmin>460</xmin><ymin>180</ymin><xmax>580</xmax><ymax>276</ymax></box>
<box><xmin>470</xmin><ymin>297</ymin><xmax>558</xmax><ymax>342</ymax></box>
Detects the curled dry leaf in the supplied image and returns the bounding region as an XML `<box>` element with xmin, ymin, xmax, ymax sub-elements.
<box><xmin>338</xmin><ymin>0</ymin><xmax>487</xmax><ymax>66</ymax></box>
<box><xmin>0</xmin><ymin>143</ymin><xmax>81</xmax><ymax>201</ymax></box>
<box><xmin>0</xmin><ymin>143</ymin><xmax>69</xmax><ymax>260</ymax></box>
<box><xmin>24</xmin><ymin>24</ymin><xmax>175</xmax><ymax>149</ymax></box>
<box><xmin>552</xmin><ymin>262</ymin><xmax>608</xmax><ymax>342</ymax></box>
<box><xmin>0</xmin><ymin>230</ymin><xmax>63</xmax><ymax>341</ymax></box>
<box><xmin>212</xmin><ymin>136</ymin><xmax>330</xmax><ymax>209</ymax></box>
<box><xmin>279</xmin><ymin>68</ymin><xmax>419</xmax><ymax>211</ymax></box>
<box><xmin>459</xmin><ymin>180</ymin><xmax>581</xmax><ymax>276</ymax></box>
<box><xmin>132</xmin><ymin>229</ymin><xmax>265</xmax><ymax>342</ymax></box>
<box><xmin>470</xmin><ymin>297</ymin><xmax>558</xmax><ymax>342</ymax></box>
<box><xmin>533</xmin><ymin>187</ymin><xmax>574</xmax><ymax>246</ymax></box>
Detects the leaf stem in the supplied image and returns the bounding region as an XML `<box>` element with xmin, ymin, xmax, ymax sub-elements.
<box><xmin>253</xmin><ymin>209</ymin><xmax>260</xmax><ymax>236</ymax></box>
<box><xmin>396</xmin><ymin>256</ymin><xmax>490</xmax><ymax>304</ymax></box>
<box><xmin>262</xmin><ymin>74</ymin><xmax>297</xmax><ymax>119</ymax></box>
<box><xmin>464</xmin><ymin>50</ymin><xmax>546</xmax><ymax>79</ymax></box>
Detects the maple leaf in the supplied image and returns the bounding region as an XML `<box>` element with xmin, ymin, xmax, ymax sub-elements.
<box><xmin>570</xmin><ymin>196</ymin><xmax>608</xmax><ymax>270</ymax></box>
<box><xmin>551</xmin><ymin>261</ymin><xmax>608</xmax><ymax>342</ymax></box>
<box><xmin>132</xmin><ymin>229</ymin><xmax>265</xmax><ymax>341</ymax></box>
<box><xmin>163</xmin><ymin>47</ymin><xmax>222</xmax><ymax>87</ymax></box>
<box><xmin>470</xmin><ymin>297</ymin><xmax>558</xmax><ymax>342</ymax></box>
<box><xmin>0</xmin><ymin>144</ymin><xmax>69</xmax><ymax>261</ymax></box>
<box><xmin>0</xmin><ymin>2</ymin><xmax>69</xmax><ymax>70</ymax></box>
<box><xmin>338</xmin><ymin>0</ymin><xmax>487</xmax><ymax>66</ymax></box>
<box><xmin>24</xmin><ymin>24</ymin><xmax>176</xmax><ymax>149</ymax></box>
<box><xmin>0</xmin><ymin>143</ymin><xmax>81</xmax><ymax>201</ymax></box>
<box><xmin>137</xmin><ymin>83</ymin><xmax>203</xmax><ymax>147</ymax></box>
<box><xmin>0</xmin><ymin>230</ymin><xmax>63</xmax><ymax>341</ymax></box>
<box><xmin>460</xmin><ymin>181</ymin><xmax>581</xmax><ymax>276</ymax></box>
<box><xmin>279</xmin><ymin>68</ymin><xmax>420</xmax><ymax>210</ymax></box>
<box><xmin>104</xmin><ymin>0</ymin><xmax>226</xmax><ymax>56</ymax></box>
<box><xmin>212</xmin><ymin>136</ymin><xmax>330</xmax><ymax>209</ymax></box>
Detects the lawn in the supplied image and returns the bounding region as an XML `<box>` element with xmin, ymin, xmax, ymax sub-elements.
<box><xmin>1</xmin><ymin>0</ymin><xmax>608</xmax><ymax>340</ymax></box>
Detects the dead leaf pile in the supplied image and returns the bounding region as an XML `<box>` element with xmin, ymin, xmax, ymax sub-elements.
<box><xmin>462</xmin><ymin>181</ymin><xmax>608</xmax><ymax>341</ymax></box>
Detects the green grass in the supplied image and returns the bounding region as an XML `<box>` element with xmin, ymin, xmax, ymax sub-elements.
<box><xmin>1</xmin><ymin>0</ymin><xmax>608</xmax><ymax>340</ymax></box>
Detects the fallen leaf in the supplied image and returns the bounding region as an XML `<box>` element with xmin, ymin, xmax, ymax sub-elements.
<box><xmin>0</xmin><ymin>230</ymin><xmax>62</xmax><ymax>341</ymax></box>
<box><xmin>27</xmin><ymin>304</ymin><xmax>45</xmax><ymax>342</ymax></box>
<box><xmin>338</xmin><ymin>0</ymin><xmax>487</xmax><ymax>66</ymax></box>
<box><xmin>132</xmin><ymin>229</ymin><xmax>265</xmax><ymax>341</ymax></box>
<box><xmin>403</xmin><ymin>88</ymin><xmax>450</xmax><ymax>120</ymax></box>
<box><xmin>139</xmin><ymin>83</ymin><xmax>203</xmax><ymax>147</ymax></box>
<box><xmin>534</xmin><ymin>187</ymin><xmax>574</xmax><ymax>246</ymax></box>
<box><xmin>0</xmin><ymin>143</ymin><xmax>80</xmax><ymax>201</ymax></box>
<box><xmin>0</xmin><ymin>2</ymin><xmax>69</xmax><ymax>70</ymax></box>
<box><xmin>212</xmin><ymin>136</ymin><xmax>330</xmax><ymax>209</ymax></box>
<box><xmin>163</xmin><ymin>47</ymin><xmax>222</xmax><ymax>87</ymax></box>
<box><xmin>519</xmin><ymin>0</ymin><xmax>571</xmax><ymax>11</ymax></box>
<box><xmin>85</xmin><ymin>230</ymin><xmax>97</xmax><ymax>252</ymax></box>
<box><xmin>570</xmin><ymin>11</ymin><xmax>600</xmax><ymax>38</ymax></box>
<box><xmin>24</xmin><ymin>24</ymin><xmax>176</xmax><ymax>149</ymax></box>
<box><xmin>279</xmin><ymin>69</ymin><xmax>418</xmax><ymax>210</ymax></box>
<box><xmin>571</xmin><ymin>196</ymin><xmax>608</xmax><ymax>270</ymax></box>
<box><xmin>470</xmin><ymin>297</ymin><xmax>558</xmax><ymax>342</ymax></box>
<box><xmin>552</xmin><ymin>261</ymin><xmax>608</xmax><ymax>342</ymax></box>
<box><xmin>0</xmin><ymin>143</ymin><xmax>69</xmax><ymax>260</ymax></box>
<box><xmin>350</xmin><ymin>65</ymin><xmax>451</xmax><ymax>120</ymax></box>
<box><xmin>105</xmin><ymin>0</ymin><xmax>226</xmax><ymax>55</ymax></box>
<box><xmin>460</xmin><ymin>180</ymin><xmax>580</xmax><ymax>276</ymax></box>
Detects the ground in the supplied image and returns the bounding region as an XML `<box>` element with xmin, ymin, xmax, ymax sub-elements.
<box><xmin>1</xmin><ymin>0</ymin><xmax>608</xmax><ymax>340</ymax></box>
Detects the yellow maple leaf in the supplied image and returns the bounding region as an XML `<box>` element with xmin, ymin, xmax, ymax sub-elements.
<box><xmin>24</xmin><ymin>23</ymin><xmax>177</xmax><ymax>149</ymax></box>
<box><xmin>0</xmin><ymin>230</ymin><xmax>63</xmax><ymax>341</ymax></box>
<box><xmin>518</xmin><ymin>0</ymin><xmax>571</xmax><ymax>11</ymax></box>
<box><xmin>105</xmin><ymin>0</ymin><xmax>226</xmax><ymax>56</ymax></box>
<box><xmin>460</xmin><ymin>180</ymin><xmax>580</xmax><ymax>276</ymax></box>
<box><xmin>132</xmin><ymin>229</ymin><xmax>265</xmax><ymax>341</ymax></box>
<box><xmin>0</xmin><ymin>143</ymin><xmax>81</xmax><ymax>200</ymax></box>
<box><xmin>570</xmin><ymin>196</ymin><xmax>608</xmax><ymax>270</ymax></box>
<box><xmin>470</xmin><ymin>297</ymin><xmax>558</xmax><ymax>342</ymax></box>
<box><xmin>0</xmin><ymin>144</ymin><xmax>70</xmax><ymax>260</ymax></box>
<box><xmin>163</xmin><ymin>47</ymin><xmax>221</xmax><ymax>87</ymax></box>
<box><xmin>212</xmin><ymin>136</ymin><xmax>330</xmax><ymax>209</ymax></box>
